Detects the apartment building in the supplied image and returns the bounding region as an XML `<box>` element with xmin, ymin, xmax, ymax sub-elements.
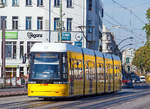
<box><xmin>0</xmin><ymin>0</ymin><xmax>103</xmax><ymax>86</ymax></box>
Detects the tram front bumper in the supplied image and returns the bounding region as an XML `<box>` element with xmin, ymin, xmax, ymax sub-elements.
<box><xmin>28</xmin><ymin>84</ymin><xmax>69</xmax><ymax>97</ymax></box>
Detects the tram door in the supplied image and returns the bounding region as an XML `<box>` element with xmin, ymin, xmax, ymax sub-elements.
<box><xmin>69</xmin><ymin>58</ymin><xmax>74</xmax><ymax>96</ymax></box>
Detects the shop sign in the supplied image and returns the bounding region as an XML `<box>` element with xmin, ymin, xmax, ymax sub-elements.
<box><xmin>1</xmin><ymin>32</ymin><xmax>18</xmax><ymax>39</ymax></box>
<box><xmin>61</xmin><ymin>32</ymin><xmax>71</xmax><ymax>41</ymax></box>
<box><xmin>75</xmin><ymin>41</ymin><xmax>82</xmax><ymax>47</ymax></box>
<box><xmin>27</xmin><ymin>32</ymin><xmax>43</xmax><ymax>39</ymax></box>
<box><xmin>6</xmin><ymin>65</ymin><xmax>18</xmax><ymax>68</ymax></box>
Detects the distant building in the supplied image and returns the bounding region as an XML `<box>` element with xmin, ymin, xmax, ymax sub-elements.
<box><xmin>102</xmin><ymin>25</ymin><xmax>119</xmax><ymax>55</ymax></box>
<box><xmin>0</xmin><ymin>0</ymin><xmax>103</xmax><ymax>86</ymax></box>
<box><xmin>122</xmin><ymin>48</ymin><xmax>136</xmax><ymax>72</ymax></box>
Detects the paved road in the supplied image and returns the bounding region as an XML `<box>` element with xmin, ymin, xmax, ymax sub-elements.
<box><xmin>0</xmin><ymin>84</ymin><xmax>150</xmax><ymax>109</ymax></box>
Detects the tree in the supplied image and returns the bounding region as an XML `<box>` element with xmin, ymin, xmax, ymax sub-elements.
<box><xmin>132</xmin><ymin>8</ymin><xmax>150</xmax><ymax>73</ymax></box>
<box><xmin>132</xmin><ymin>42</ymin><xmax>150</xmax><ymax>73</ymax></box>
<box><xmin>143</xmin><ymin>8</ymin><xmax>150</xmax><ymax>42</ymax></box>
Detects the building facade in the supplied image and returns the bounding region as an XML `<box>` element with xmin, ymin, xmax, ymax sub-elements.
<box><xmin>50</xmin><ymin>0</ymin><xmax>103</xmax><ymax>50</ymax></box>
<box><xmin>0</xmin><ymin>0</ymin><xmax>103</xmax><ymax>86</ymax></box>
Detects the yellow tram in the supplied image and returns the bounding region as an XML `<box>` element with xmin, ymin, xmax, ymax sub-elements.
<box><xmin>28</xmin><ymin>43</ymin><xmax>122</xmax><ymax>98</ymax></box>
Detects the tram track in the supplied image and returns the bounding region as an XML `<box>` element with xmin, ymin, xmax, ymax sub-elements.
<box><xmin>0</xmin><ymin>88</ymin><xmax>150</xmax><ymax>109</ymax></box>
<box><xmin>0</xmin><ymin>98</ymin><xmax>55</xmax><ymax>109</ymax></box>
<box><xmin>34</xmin><ymin>88</ymin><xmax>150</xmax><ymax>109</ymax></box>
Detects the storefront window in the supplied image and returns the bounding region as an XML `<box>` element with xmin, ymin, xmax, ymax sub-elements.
<box><xmin>27</xmin><ymin>42</ymin><xmax>41</xmax><ymax>57</ymax></box>
<box><xmin>20</xmin><ymin>67</ymin><xmax>24</xmax><ymax>77</ymax></box>
<box><xmin>5</xmin><ymin>68</ymin><xmax>16</xmax><ymax>86</ymax></box>
<box><xmin>27</xmin><ymin>42</ymin><xmax>36</xmax><ymax>56</ymax></box>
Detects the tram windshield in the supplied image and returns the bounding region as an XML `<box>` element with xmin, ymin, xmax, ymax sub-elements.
<box><xmin>29</xmin><ymin>52</ymin><xmax>67</xmax><ymax>80</ymax></box>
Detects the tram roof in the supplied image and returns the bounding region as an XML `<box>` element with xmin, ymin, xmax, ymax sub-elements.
<box><xmin>30</xmin><ymin>43</ymin><xmax>83</xmax><ymax>53</ymax></box>
<box><xmin>112</xmin><ymin>54</ymin><xmax>120</xmax><ymax>60</ymax></box>
<box><xmin>31</xmin><ymin>43</ymin><xmax>117</xmax><ymax>60</ymax></box>
<box><xmin>82</xmin><ymin>48</ymin><xmax>95</xmax><ymax>56</ymax></box>
<box><xmin>95</xmin><ymin>51</ymin><xmax>103</xmax><ymax>57</ymax></box>
<box><xmin>103</xmin><ymin>53</ymin><xmax>112</xmax><ymax>59</ymax></box>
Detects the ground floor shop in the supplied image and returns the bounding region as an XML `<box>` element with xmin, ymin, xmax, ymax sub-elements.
<box><xmin>0</xmin><ymin>30</ymin><xmax>87</xmax><ymax>87</ymax></box>
<box><xmin>0</xmin><ymin>30</ymin><xmax>49</xmax><ymax>87</ymax></box>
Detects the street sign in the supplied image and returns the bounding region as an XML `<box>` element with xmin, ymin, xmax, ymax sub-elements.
<box><xmin>75</xmin><ymin>33</ymin><xmax>83</xmax><ymax>41</ymax></box>
<box><xmin>61</xmin><ymin>32</ymin><xmax>71</xmax><ymax>41</ymax></box>
<box><xmin>75</xmin><ymin>41</ymin><xmax>82</xmax><ymax>47</ymax></box>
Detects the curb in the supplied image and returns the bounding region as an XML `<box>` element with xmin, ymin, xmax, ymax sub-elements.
<box><xmin>0</xmin><ymin>91</ymin><xmax>27</xmax><ymax>97</ymax></box>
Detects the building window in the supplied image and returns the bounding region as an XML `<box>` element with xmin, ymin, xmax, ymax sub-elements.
<box><xmin>2</xmin><ymin>0</ymin><xmax>7</xmax><ymax>6</ymax></box>
<box><xmin>88</xmin><ymin>0</ymin><xmax>92</xmax><ymax>11</ymax></box>
<box><xmin>6</xmin><ymin>42</ymin><xmax>16</xmax><ymax>59</ymax></box>
<box><xmin>12</xmin><ymin>0</ymin><xmax>19</xmax><ymax>6</ymax></box>
<box><xmin>67</xmin><ymin>18</ymin><xmax>72</xmax><ymax>31</ymax></box>
<box><xmin>54</xmin><ymin>0</ymin><xmax>60</xmax><ymax>7</ymax></box>
<box><xmin>107</xmin><ymin>36</ymin><xmax>111</xmax><ymax>40</ymax></box>
<box><xmin>20</xmin><ymin>42</ymin><xmax>24</xmax><ymax>59</ymax></box>
<box><xmin>26</xmin><ymin>17</ymin><xmax>32</xmax><ymax>30</ymax></box>
<box><xmin>0</xmin><ymin>16</ymin><xmax>7</xmax><ymax>29</ymax></box>
<box><xmin>54</xmin><ymin>18</ymin><xmax>60</xmax><ymax>31</ymax></box>
<box><xmin>37</xmin><ymin>17</ymin><xmax>43</xmax><ymax>30</ymax></box>
<box><xmin>87</xmin><ymin>20</ymin><xmax>93</xmax><ymax>33</ymax></box>
<box><xmin>37</xmin><ymin>0</ymin><xmax>43</xmax><ymax>6</ymax></box>
<box><xmin>12</xmin><ymin>16</ymin><xmax>18</xmax><ymax>30</ymax></box>
<box><xmin>27</xmin><ymin>42</ymin><xmax>36</xmax><ymax>56</ymax></box>
<box><xmin>26</xmin><ymin>0</ymin><xmax>32</xmax><ymax>6</ymax></box>
<box><xmin>67</xmin><ymin>0</ymin><xmax>72</xmax><ymax>8</ymax></box>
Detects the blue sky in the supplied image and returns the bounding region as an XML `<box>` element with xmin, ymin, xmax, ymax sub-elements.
<box><xmin>103</xmin><ymin>0</ymin><xmax>150</xmax><ymax>49</ymax></box>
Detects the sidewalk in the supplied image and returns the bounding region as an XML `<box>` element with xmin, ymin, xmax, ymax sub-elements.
<box><xmin>0</xmin><ymin>87</ymin><xmax>27</xmax><ymax>97</ymax></box>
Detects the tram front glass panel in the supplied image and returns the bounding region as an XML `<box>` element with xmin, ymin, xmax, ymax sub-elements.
<box><xmin>29</xmin><ymin>52</ymin><xmax>68</xmax><ymax>83</ymax></box>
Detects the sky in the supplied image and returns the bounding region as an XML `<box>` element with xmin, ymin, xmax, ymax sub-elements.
<box><xmin>103</xmin><ymin>0</ymin><xmax>150</xmax><ymax>50</ymax></box>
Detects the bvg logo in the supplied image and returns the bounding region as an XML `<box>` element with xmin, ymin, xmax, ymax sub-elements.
<box><xmin>27</xmin><ymin>32</ymin><xmax>43</xmax><ymax>39</ymax></box>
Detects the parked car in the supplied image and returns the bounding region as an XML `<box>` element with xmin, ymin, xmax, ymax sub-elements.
<box><xmin>122</xmin><ymin>79</ymin><xmax>133</xmax><ymax>88</ymax></box>
<box><xmin>139</xmin><ymin>76</ymin><xmax>146</xmax><ymax>83</ymax></box>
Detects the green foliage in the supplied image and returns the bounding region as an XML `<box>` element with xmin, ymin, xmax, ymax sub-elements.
<box><xmin>137</xmin><ymin>8</ymin><xmax>150</xmax><ymax>72</ymax></box>
<box><xmin>132</xmin><ymin>42</ymin><xmax>150</xmax><ymax>72</ymax></box>
<box><xmin>143</xmin><ymin>8</ymin><xmax>150</xmax><ymax>41</ymax></box>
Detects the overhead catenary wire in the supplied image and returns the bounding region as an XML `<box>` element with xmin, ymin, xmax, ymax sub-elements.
<box><xmin>111</xmin><ymin>0</ymin><xmax>146</xmax><ymax>24</ymax></box>
<box><xmin>103</xmin><ymin>18</ymin><xmax>145</xmax><ymax>42</ymax></box>
<box><xmin>104</xmin><ymin>11</ymin><xmax>145</xmax><ymax>41</ymax></box>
